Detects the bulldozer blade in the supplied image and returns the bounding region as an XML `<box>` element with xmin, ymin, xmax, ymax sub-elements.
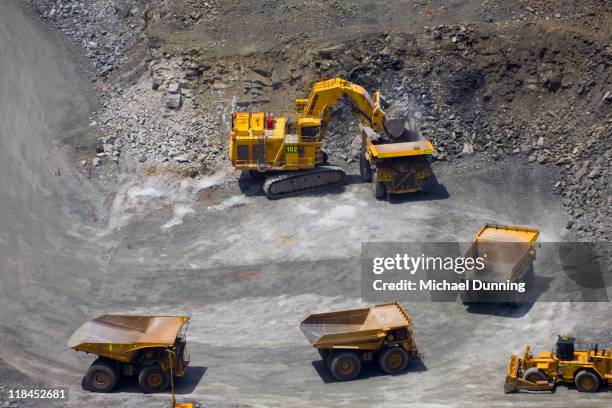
<box><xmin>504</xmin><ymin>355</ymin><xmax>554</xmax><ymax>393</ymax></box>
<box><xmin>504</xmin><ymin>380</ymin><xmax>519</xmax><ymax>393</ymax></box>
<box><xmin>504</xmin><ymin>354</ymin><xmax>521</xmax><ymax>393</ymax></box>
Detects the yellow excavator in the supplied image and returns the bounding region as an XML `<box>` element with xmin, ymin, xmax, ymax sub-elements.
<box><xmin>229</xmin><ymin>78</ymin><xmax>423</xmax><ymax>198</ymax></box>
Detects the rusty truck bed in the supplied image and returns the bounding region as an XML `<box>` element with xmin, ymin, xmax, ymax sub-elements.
<box><xmin>300</xmin><ymin>302</ymin><xmax>412</xmax><ymax>349</ymax></box>
<box><xmin>68</xmin><ymin>315</ymin><xmax>189</xmax><ymax>362</ymax></box>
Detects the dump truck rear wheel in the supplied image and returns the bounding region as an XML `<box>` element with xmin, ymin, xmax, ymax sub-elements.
<box><xmin>138</xmin><ymin>366</ymin><xmax>170</xmax><ymax>393</ymax></box>
<box><xmin>359</xmin><ymin>152</ymin><xmax>372</xmax><ymax>182</ymax></box>
<box><xmin>378</xmin><ymin>346</ymin><xmax>409</xmax><ymax>375</ymax></box>
<box><xmin>523</xmin><ymin>367</ymin><xmax>547</xmax><ymax>383</ymax></box>
<box><xmin>85</xmin><ymin>359</ymin><xmax>119</xmax><ymax>393</ymax></box>
<box><xmin>575</xmin><ymin>370</ymin><xmax>600</xmax><ymax>392</ymax></box>
<box><xmin>328</xmin><ymin>351</ymin><xmax>361</xmax><ymax>381</ymax></box>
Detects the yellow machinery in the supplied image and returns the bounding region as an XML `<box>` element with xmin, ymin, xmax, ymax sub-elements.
<box><xmin>68</xmin><ymin>315</ymin><xmax>190</xmax><ymax>394</ymax></box>
<box><xmin>359</xmin><ymin>123</ymin><xmax>434</xmax><ymax>199</ymax></box>
<box><xmin>505</xmin><ymin>336</ymin><xmax>612</xmax><ymax>393</ymax></box>
<box><xmin>459</xmin><ymin>224</ymin><xmax>540</xmax><ymax>305</ymax></box>
<box><xmin>229</xmin><ymin>77</ymin><xmax>429</xmax><ymax>198</ymax></box>
<box><xmin>300</xmin><ymin>302</ymin><xmax>419</xmax><ymax>381</ymax></box>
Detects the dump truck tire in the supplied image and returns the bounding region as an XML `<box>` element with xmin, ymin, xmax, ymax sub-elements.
<box><xmin>85</xmin><ymin>359</ymin><xmax>119</xmax><ymax>393</ymax></box>
<box><xmin>373</xmin><ymin>179</ymin><xmax>386</xmax><ymax>200</ymax></box>
<box><xmin>359</xmin><ymin>152</ymin><xmax>372</xmax><ymax>182</ymax></box>
<box><xmin>328</xmin><ymin>351</ymin><xmax>361</xmax><ymax>381</ymax></box>
<box><xmin>138</xmin><ymin>366</ymin><xmax>170</xmax><ymax>393</ymax></box>
<box><xmin>575</xmin><ymin>370</ymin><xmax>600</xmax><ymax>392</ymax></box>
<box><xmin>523</xmin><ymin>367</ymin><xmax>547</xmax><ymax>383</ymax></box>
<box><xmin>378</xmin><ymin>346</ymin><xmax>409</xmax><ymax>375</ymax></box>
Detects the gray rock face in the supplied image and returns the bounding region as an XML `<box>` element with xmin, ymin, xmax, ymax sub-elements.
<box><xmin>165</xmin><ymin>93</ymin><xmax>182</xmax><ymax>109</ymax></box>
<box><xmin>167</xmin><ymin>81</ymin><xmax>181</xmax><ymax>94</ymax></box>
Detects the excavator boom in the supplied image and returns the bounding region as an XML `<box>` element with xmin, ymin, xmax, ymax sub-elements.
<box><xmin>298</xmin><ymin>78</ymin><xmax>386</xmax><ymax>133</ymax></box>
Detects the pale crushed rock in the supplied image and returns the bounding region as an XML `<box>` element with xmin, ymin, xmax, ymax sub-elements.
<box><xmin>107</xmin><ymin>170</ymin><xmax>229</xmax><ymax>231</ymax></box>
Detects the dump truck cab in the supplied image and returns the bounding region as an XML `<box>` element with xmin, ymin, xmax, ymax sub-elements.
<box><xmin>68</xmin><ymin>315</ymin><xmax>190</xmax><ymax>393</ymax></box>
<box><xmin>300</xmin><ymin>302</ymin><xmax>418</xmax><ymax>381</ymax></box>
<box><xmin>505</xmin><ymin>335</ymin><xmax>612</xmax><ymax>393</ymax></box>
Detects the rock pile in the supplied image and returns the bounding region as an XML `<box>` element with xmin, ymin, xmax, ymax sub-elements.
<box><xmin>96</xmin><ymin>57</ymin><xmax>227</xmax><ymax>172</ymax></box>
<box><xmin>33</xmin><ymin>0</ymin><xmax>146</xmax><ymax>78</ymax></box>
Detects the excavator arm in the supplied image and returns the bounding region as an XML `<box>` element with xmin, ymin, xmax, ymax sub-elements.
<box><xmin>296</xmin><ymin>78</ymin><xmax>388</xmax><ymax>134</ymax></box>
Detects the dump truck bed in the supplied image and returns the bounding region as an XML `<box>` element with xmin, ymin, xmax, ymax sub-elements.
<box><xmin>463</xmin><ymin>224</ymin><xmax>540</xmax><ymax>282</ymax></box>
<box><xmin>300</xmin><ymin>302</ymin><xmax>412</xmax><ymax>349</ymax></box>
<box><xmin>476</xmin><ymin>224</ymin><xmax>540</xmax><ymax>244</ymax></box>
<box><xmin>461</xmin><ymin>224</ymin><xmax>539</xmax><ymax>303</ymax></box>
<box><xmin>368</xmin><ymin>140</ymin><xmax>434</xmax><ymax>158</ymax></box>
<box><xmin>68</xmin><ymin>315</ymin><xmax>189</xmax><ymax>362</ymax></box>
<box><xmin>365</xmin><ymin>123</ymin><xmax>434</xmax><ymax>159</ymax></box>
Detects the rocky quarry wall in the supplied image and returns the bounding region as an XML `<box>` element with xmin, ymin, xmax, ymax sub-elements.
<box><xmin>23</xmin><ymin>0</ymin><xmax>611</xmax><ymax>241</ymax></box>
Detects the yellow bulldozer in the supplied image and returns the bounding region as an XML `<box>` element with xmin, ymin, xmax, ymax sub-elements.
<box><xmin>505</xmin><ymin>335</ymin><xmax>612</xmax><ymax>393</ymax></box>
<box><xmin>229</xmin><ymin>77</ymin><xmax>433</xmax><ymax>199</ymax></box>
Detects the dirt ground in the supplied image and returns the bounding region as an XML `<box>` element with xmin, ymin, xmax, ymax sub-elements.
<box><xmin>0</xmin><ymin>1</ymin><xmax>610</xmax><ymax>408</ymax></box>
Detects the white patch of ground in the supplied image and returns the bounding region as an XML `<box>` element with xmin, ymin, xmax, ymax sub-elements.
<box><xmin>107</xmin><ymin>170</ymin><xmax>229</xmax><ymax>231</ymax></box>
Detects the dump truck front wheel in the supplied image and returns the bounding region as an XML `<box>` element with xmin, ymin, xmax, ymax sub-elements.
<box><xmin>575</xmin><ymin>370</ymin><xmax>600</xmax><ymax>392</ymax></box>
<box><xmin>139</xmin><ymin>366</ymin><xmax>170</xmax><ymax>393</ymax></box>
<box><xmin>359</xmin><ymin>152</ymin><xmax>372</xmax><ymax>182</ymax></box>
<box><xmin>372</xmin><ymin>173</ymin><xmax>387</xmax><ymax>200</ymax></box>
<box><xmin>522</xmin><ymin>367</ymin><xmax>547</xmax><ymax>383</ymax></box>
<box><xmin>328</xmin><ymin>351</ymin><xmax>361</xmax><ymax>381</ymax></box>
<box><xmin>379</xmin><ymin>346</ymin><xmax>409</xmax><ymax>375</ymax></box>
<box><xmin>85</xmin><ymin>359</ymin><xmax>119</xmax><ymax>393</ymax></box>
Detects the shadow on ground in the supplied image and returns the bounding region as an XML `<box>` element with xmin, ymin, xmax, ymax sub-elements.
<box><xmin>93</xmin><ymin>366</ymin><xmax>207</xmax><ymax>395</ymax></box>
<box><xmin>463</xmin><ymin>273</ymin><xmax>555</xmax><ymax>317</ymax></box>
<box><xmin>237</xmin><ymin>171</ymin><xmax>449</xmax><ymax>203</ymax></box>
<box><xmin>388</xmin><ymin>174</ymin><xmax>450</xmax><ymax>204</ymax></box>
<box><xmin>311</xmin><ymin>357</ymin><xmax>427</xmax><ymax>384</ymax></box>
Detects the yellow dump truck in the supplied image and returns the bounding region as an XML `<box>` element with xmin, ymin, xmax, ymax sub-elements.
<box><xmin>505</xmin><ymin>336</ymin><xmax>612</xmax><ymax>393</ymax></box>
<box><xmin>300</xmin><ymin>302</ymin><xmax>418</xmax><ymax>381</ymax></box>
<box><xmin>68</xmin><ymin>315</ymin><xmax>190</xmax><ymax>393</ymax></box>
<box><xmin>459</xmin><ymin>224</ymin><xmax>540</xmax><ymax>305</ymax></box>
<box><xmin>359</xmin><ymin>124</ymin><xmax>434</xmax><ymax>199</ymax></box>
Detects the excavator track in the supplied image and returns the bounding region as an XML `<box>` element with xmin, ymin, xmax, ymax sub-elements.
<box><xmin>263</xmin><ymin>165</ymin><xmax>346</xmax><ymax>199</ymax></box>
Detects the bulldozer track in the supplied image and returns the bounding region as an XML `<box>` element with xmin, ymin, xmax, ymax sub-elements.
<box><xmin>262</xmin><ymin>165</ymin><xmax>346</xmax><ymax>199</ymax></box>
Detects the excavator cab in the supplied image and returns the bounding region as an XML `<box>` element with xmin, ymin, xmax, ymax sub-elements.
<box><xmin>297</xmin><ymin>117</ymin><xmax>322</xmax><ymax>141</ymax></box>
